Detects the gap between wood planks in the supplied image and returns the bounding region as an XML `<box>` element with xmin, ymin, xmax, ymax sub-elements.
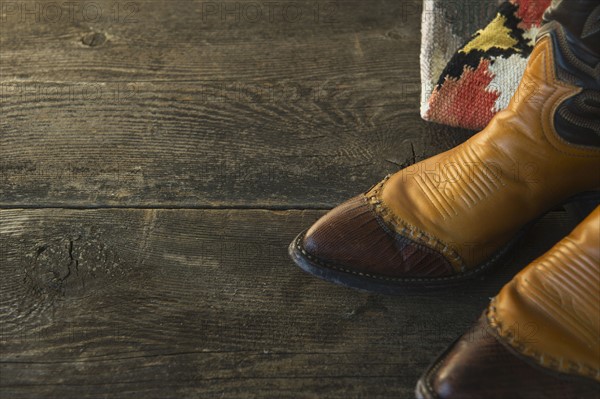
<box><xmin>0</xmin><ymin>205</ymin><xmax>334</xmax><ymax>211</ymax></box>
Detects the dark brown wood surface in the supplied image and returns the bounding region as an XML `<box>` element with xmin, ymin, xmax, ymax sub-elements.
<box><xmin>0</xmin><ymin>1</ymin><xmax>579</xmax><ymax>398</ymax></box>
<box><xmin>0</xmin><ymin>209</ymin><xmax>578</xmax><ymax>398</ymax></box>
<box><xmin>0</xmin><ymin>0</ymin><xmax>447</xmax><ymax>208</ymax></box>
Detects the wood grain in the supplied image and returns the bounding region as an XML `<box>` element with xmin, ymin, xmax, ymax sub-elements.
<box><xmin>0</xmin><ymin>0</ymin><xmax>464</xmax><ymax>208</ymax></box>
<box><xmin>1</xmin><ymin>1</ymin><xmax>567</xmax><ymax>398</ymax></box>
<box><xmin>0</xmin><ymin>208</ymin><xmax>579</xmax><ymax>398</ymax></box>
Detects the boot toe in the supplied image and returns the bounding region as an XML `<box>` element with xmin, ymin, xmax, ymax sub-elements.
<box><xmin>300</xmin><ymin>195</ymin><xmax>454</xmax><ymax>278</ymax></box>
<box><xmin>419</xmin><ymin>314</ymin><xmax>600</xmax><ymax>399</ymax></box>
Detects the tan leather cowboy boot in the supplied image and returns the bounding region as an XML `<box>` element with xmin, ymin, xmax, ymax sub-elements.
<box><xmin>416</xmin><ymin>206</ymin><xmax>600</xmax><ymax>399</ymax></box>
<box><xmin>289</xmin><ymin>6</ymin><xmax>600</xmax><ymax>293</ymax></box>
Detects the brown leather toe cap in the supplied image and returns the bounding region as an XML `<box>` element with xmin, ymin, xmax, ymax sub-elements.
<box><xmin>420</xmin><ymin>314</ymin><xmax>600</xmax><ymax>399</ymax></box>
<box><xmin>301</xmin><ymin>195</ymin><xmax>454</xmax><ymax>278</ymax></box>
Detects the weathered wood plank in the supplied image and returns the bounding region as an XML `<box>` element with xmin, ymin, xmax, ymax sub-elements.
<box><xmin>1</xmin><ymin>0</ymin><xmax>423</xmax><ymax>81</ymax></box>
<box><xmin>0</xmin><ymin>0</ymin><xmax>468</xmax><ymax>208</ymax></box>
<box><xmin>1</xmin><ymin>1</ymin><xmax>581</xmax><ymax>398</ymax></box>
<box><xmin>0</xmin><ymin>208</ymin><xmax>578</xmax><ymax>398</ymax></box>
<box><xmin>1</xmin><ymin>81</ymin><xmax>464</xmax><ymax>208</ymax></box>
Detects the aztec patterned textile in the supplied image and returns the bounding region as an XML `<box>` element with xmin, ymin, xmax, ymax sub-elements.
<box><xmin>420</xmin><ymin>0</ymin><xmax>553</xmax><ymax>130</ymax></box>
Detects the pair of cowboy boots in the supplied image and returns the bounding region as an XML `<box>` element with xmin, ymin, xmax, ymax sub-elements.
<box><xmin>289</xmin><ymin>2</ymin><xmax>600</xmax><ymax>397</ymax></box>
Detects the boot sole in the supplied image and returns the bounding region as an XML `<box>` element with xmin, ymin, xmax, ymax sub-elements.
<box><xmin>288</xmin><ymin>227</ymin><xmax>526</xmax><ymax>294</ymax></box>
<box><xmin>288</xmin><ymin>192</ymin><xmax>599</xmax><ymax>294</ymax></box>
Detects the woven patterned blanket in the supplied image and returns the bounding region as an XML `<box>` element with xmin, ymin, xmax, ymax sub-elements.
<box><xmin>420</xmin><ymin>0</ymin><xmax>553</xmax><ymax>130</ymax></box>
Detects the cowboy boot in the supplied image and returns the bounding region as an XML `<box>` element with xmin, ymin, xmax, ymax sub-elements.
<box><xmin>415</xmin><ymin>206</ymin><xmax>600</xmax><ymax>399</ymax></box>
<box><xmin>289</xmin><ymin>3</ymin><xmax>600</xmax><ymax>294</ymax></box>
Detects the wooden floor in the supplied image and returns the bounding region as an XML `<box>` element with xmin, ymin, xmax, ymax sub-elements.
<box><xmin>0</xmin><ymin>1</ymin><xmax>580</xmax><ymax>398</ymax></box>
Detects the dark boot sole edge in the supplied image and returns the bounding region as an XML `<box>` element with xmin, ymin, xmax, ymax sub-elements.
<box><xmin>288</xmin><ymin>228</ymin><xmax>526</xmax><ymax>295</ymax></box>
<box><xmin>288</xmin><ymin>191</ymin><xmax>600</xmax><ymax>294</ymax></box>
